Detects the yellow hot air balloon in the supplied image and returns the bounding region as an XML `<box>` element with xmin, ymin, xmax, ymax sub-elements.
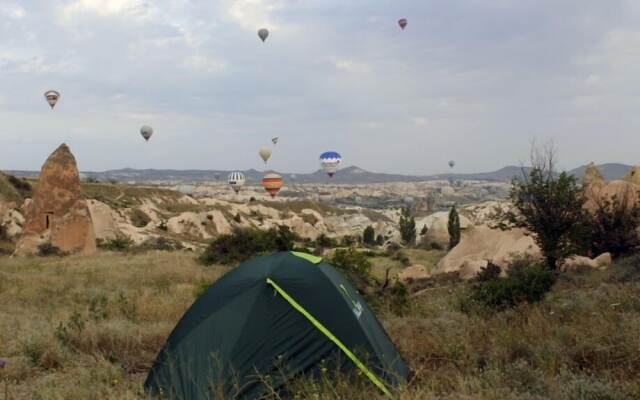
<box><xmin>259</xmin><ymin>148</ymin><xmax>272</xmax><ymax>163</ymax></box>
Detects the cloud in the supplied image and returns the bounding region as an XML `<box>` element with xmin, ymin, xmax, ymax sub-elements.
<box><xmin>2</xmin><ymin>0</ymin><xmax>640</xmax><ymax>173</ymax></box>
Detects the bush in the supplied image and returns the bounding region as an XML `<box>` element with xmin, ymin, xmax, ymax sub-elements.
<box><xmin>37</xmin><ymin>243</ymin><xmax>64</xmax><ymax>257</ymax></box>
<box><xmin>314</xmin><ymin>234</ymin><xmax>338</xmax><ymax>249</ymax></box>
<box><xmin>130</xmin><ymin>208</ymin><xmax>151</xmax><ymax>228</ymax></box>
<box><xmin>97</xmin><ymin>236</ymin><xmax>134</xmax><ymax>252</ymax></box>
<box><xmin>7</xmin><ymin>174</ymin><xmax>32</xmax><ymax>194</ymax></box>
<box><xmin>198</xmin><ymin>226</ymin><xmax>297</xmax><ymax>266</ymax></box>
<box><xmin>136</xmin><ymin>237</ymin><xmax>184</xmax><ymax>252</ymax></box>
<box><xmin>464</xmin><ymin>256</ymin><xmax>556</xmax><ymax>311</ymax></box>
<box><xmin>392</xmin><ymin>251</ymin><xmax>411</xmax><ymax>266</ymax></box>
<box><xmin>587</xmin><ymin>192</ymin><xmax>640</xmax><ymax>258</ymax></box>
<box><xmin>497</xmin><ymin>144</ymin><xmax>589</xmax><ymax>269</ymax></box>
<box><xmin>329</xmin><ymin>248</ymin><xmax>371</xmax><ymax>280</ymax></box>
<box><xmin>448</xmin><ymin>205</ymin><xmax>461</xmax><ymax>250</ymax></box>
<box><xmin>341</xmin><ymin>235</ymin><xmax>358</xmax><ymax>247</ymax></box>
<box><xmin>399</xmin><ymin>207</ymin><xmax>416</xmax><ymax>245</ymax></box>
<box><xmin>362</xmin><ymin>225</ymin><xmax>376</xmax><ymax>246</ymax></box>
<box><xmin>375</xmin><ymin>234</ymin><xmax>384</xmax><ymax>246</ymax></box>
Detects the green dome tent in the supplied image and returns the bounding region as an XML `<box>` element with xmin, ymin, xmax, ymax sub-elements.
<box><xmin>145</xmin><ymin>251</ymin><xmax>409</xmax><ymax>399</ymax></box>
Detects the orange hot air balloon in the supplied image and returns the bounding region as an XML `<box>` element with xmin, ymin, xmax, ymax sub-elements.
<box><xmin>262</xmin><ymin>173</ymin><xmax>283</xmax><ymax>198</ymax></box>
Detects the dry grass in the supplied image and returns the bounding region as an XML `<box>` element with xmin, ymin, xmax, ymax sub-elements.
<box><xmin>0</xmin><ymin>252</ymin><xmax>639</xmax><ymax>399</ymax></box>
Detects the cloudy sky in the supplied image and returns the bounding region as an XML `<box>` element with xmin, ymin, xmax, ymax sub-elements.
<box><xmin>1</xmin><ymin>0</ymin><xmax>640</xmax><ymax>175</ymax></box>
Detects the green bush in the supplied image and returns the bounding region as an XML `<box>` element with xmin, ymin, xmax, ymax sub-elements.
<box><xmin>198</xmin><ymin>226</ymin><xmax>297</xmax><ymax>266</ymax></box>
<box><xmin>136</xmin><ymin>237</ymin><xmax>184</xmax><ymax>252</ymax></box>
<box><xmin>448</xmin><ymin>205</ymin><xmax>461</xmax><ymax>250</ymax></box>
<box><xmin>314</xmin><ymin>234</ymin><xmax>338</xmax><ymax>249</ymax></box>
<box><xmin>97</xmin><ymin>236</ymin><xmax>134</xmax><ymax>252</ymax></box>
<box><xmin>587</xmin><ymin>193</ymin><xmax>640</xmax><ymax>258</ymax></box>
<box><xmin>37</xmin><ymin>243</ymin><xmax>64</xmax><ymax>257</ymax></box>
<box><xmin>329</xmin><ymin>248</ymin><xmax>372</xmax><ymax>280</ymax></box>
<box><xmin>362</xmin><ymin>225</ymin><xmax>376</xmax><ymax>246</ymax></box>
<box><xmin>130</xmin><ymin>208</ymin><xmax>151</xmax><ymax>228</ymax></box>
<box><xmin>399</xmin><ymin>207</ymin><xmax>416</xmax><ymax>245</ymax></box>
<box><xmin>464</xmin><ymin>256</ymin><xmax>556</xmax><ymax>311</ymax></box>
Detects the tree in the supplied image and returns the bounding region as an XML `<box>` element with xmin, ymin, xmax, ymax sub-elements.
<box><xmin>498</xmin><ymin>143</ymin><xmax>588</xmax><ymax>270</ymax></box>
<box><xmin>399</xmin><ymin>207</ymin><xmax>416</xmax><ymax>245</ymax></box>
<box><xmin>448</xmin><ymin>205</ymin><xmax>461</xmax><ymax>249</ymax></box>
<box><xmin>363</xmin><ymin>225</ymin><xmax>376</xmax><ymax>246</ymax></box>
<box><xmin>587</xmin><ymin>188</ymin><xmax>640</xmax><ymax>258</ymax></box>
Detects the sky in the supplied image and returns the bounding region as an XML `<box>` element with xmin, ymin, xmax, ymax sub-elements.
<box><xmin>1</xmin><ymin>0</ymin><xmax>640</xmax><ymax>175</ymax></box>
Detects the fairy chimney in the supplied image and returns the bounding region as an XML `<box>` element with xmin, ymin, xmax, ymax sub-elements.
<box><xmin>582</xmin><ymin>162</ymin><xmax>605</xmax><ymax>188</ymax></box>
<box><xmin>623</xmin><ymin>165</ymin><xmax>640</xmax><ymax>185</ymax></box>
<box><xmin>14</xmin><ymin>144</ymin><xmax>96</xmax><ymax>256</ymax></box>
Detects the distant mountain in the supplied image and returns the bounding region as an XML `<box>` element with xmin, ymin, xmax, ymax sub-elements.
<box><xmin>5</xmin><ymin>163</ymin><xmax>634</xmax><ymax>184</ymax></box>
<box><xmin>568</xmin><ymin>163</ymin><xmax>633</xmax><ymax>181</ymax></box>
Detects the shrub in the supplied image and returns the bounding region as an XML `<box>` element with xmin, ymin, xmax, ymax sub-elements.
<box><xmin>198</xmin><ymin>226</ymin><xmax>297</xmax><ymax>266</ymax></box>
<box><xmin>97</xmin><ymin>236</ymin><xmax>134</xmax><ymax>252</ymax></box>
<box><xmin>399</xmin><ymin>207</ymin><xmax>416</xmax><ymax>245</ymax></box>
<box><xmin>130</xmin><ymin>208</ymin><xmax>151</xmax><ymax>228</ymax></box>
<box><xmin>392</xmin><ymin>251</ymin><xmax>411</xmax><ymax>266</ymax></box>
<box><xmin>362</xmin><ymin>225</ymin><xmax>376</xmax><ymax>246</ymax></box>
<box><xmin>420</xmin><ymin>225</ymin><xmax>428</xmax><ymax>235</ymax></box>
<box><xmin>314</xmin><ymin>234</ymin><xmax>338</xmax><ymax>249</ymax></box>
<box><xmin>476</xmin><ymin>261</ymin><xmax>502</xmax><ymax>282</ymax></box>
<box><xmin>587</xmin><ymin>191</ymin><xmax>640</xmax><ymax>258</ymax></box>
<box><xmin>37</xmin><ymin>243</ymin><xmax>64</xmax><ymax>257</ymax></box>
<box><xmin>136</xmin><ymin>237</ymin><xmax>184</xmax><ymax>252</ymax></box>
<box><xmin>448</xmin><ymin>205</ymin><xmax>461</xmax><ymax>250</ymax></box>
<box><xmin>375</xmin><ymin>234</ymin><xmax>384</xmax><ymax>246</ymax></box>
<box><xmin>7</xmin><ymin>174</ymin><xmax>32</xmax><ymax>195</ymax></box>
<box><xmin>464</xmin><ymin>256</ymin><xmax>556</xmax><ymax>311</ymax></box>
<box><xmin>329</xmin><ymin>248</ymin><xmax>371</xmax><ymax>280</ymax></box>
<box><xmin>341</xmin><ymin>235</ymin><xmax>358</xmax><ymax>247</ymax></box>
<box><xmin>497</xmin><ymin>144</ymin><xmax>589</xmax><ymax>269</ymax></box>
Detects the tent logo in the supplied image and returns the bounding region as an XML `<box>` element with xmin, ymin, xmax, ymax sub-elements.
<box><xmin>340</xmin><ymin>285</ymin><xmax>363</xmax><ymax>319</ymax></box>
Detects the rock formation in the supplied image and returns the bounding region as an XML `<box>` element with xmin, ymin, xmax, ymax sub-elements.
<box><xmin>14</xmin><ymin>144</ymin><xmax>96</xmax><ymax>256</ymax></box>
<box><xmin>433</xmin><ymin>225</ymin><xmax>541</xmax><ymax>278</ymax></box>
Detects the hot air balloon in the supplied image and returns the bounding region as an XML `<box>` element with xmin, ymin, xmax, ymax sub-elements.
<box><xmin>258</xmin><ymin>28</ymin><xmax>269</xmax><ymax>42</ymax></box>
<box><xmin>44</xmin><ymin>90</ymin><xmax>60</xmax><ymax>109</ymax></box>
<box><xmin>262</xmin><ymin>173</ymin><xmax>283</xmax><ymax>198</ymax></box>
<box><xmin>259</xmin><ymin>148</ymin><xmax>272</xmax><ymax>163</ymax></box>
<box><xmin>140</xmin><ymin>125</ymin><xmax>153</xmax><ymax>142</ymax></box>
<box><xmin>228</xmin><ymin>172</ymin><xmax>245</xmax><ymax>194</ymax></box>
<box><xmin>272</xmin><ymin>137</ymin><xmax>279</xmax><ymax>145</ymax></box>
<box><xmin>448</xmin><ymin>160</ymin><xmax>455</xmax><ymax>169</ymax></box>
<box><xmin>320</xmin><ymin>151</ymin><xmax>342</xmax><ymax>177</ymax></box>
<box><xmin>398</xmin><ymin>18</ymin><xmax>408</xmax><ymax>30</ymax></box>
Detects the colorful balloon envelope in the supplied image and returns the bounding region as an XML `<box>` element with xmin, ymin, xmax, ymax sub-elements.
<box><xmin>262</xmin><ymin>173</ymin><xmax>283</xmax><ymax>198</ymax></box>
<box><xmin>398</xmin><ymin>18</ymin><xmax>408</xmax><ymax>30</ymax></box>
<box><xmin>140</xmin><ymin>125</ymin><xmax>153</xmax><ymax>142</ymax></box>
<box><xmin>258</xmin><ymin>28</ymin><xmax>269</xmax><ymax>42</ymax></box>
<box><xmin>44</xmin><ymin>90</ymin><xmax>60</xmax><ymax>109</ymax></box>
<box><xmin>320</xmin><ymin>151</ymin><xmax>342</xmax><ymax>177</ymax></box>
<box><xmin>228</xmin><ymin>172</ymin><xmax>246</xmax><ymax>194</ymax></box>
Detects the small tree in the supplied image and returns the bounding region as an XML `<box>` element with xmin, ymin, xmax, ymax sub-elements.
<box><xmin>448</xmin><ymin>205</ymin><xmax>461</xmax><ymax>250</ymax></box>
<box><xmin>399</xmin><ymin>207</ymin><xmax>416</xmax><ymax>245</ymax></box>
<box><xmin>588</xmin><ymin>189</ymin><xmax>640</xmax><ymax>258</ymax></box>
<box><xmin>363</xmin><ymin>225</ymin><xmax>376</xmax><ymax>246</ymax></box>
<box><xmin>420</xmin><ymin>225</ymin><xmax>428</xmax><ymax>235</ymax></box>
<box><xmin>499</xmin><ymin>143</ymin><xmax>588</xmax><ymax>270</ymax></box>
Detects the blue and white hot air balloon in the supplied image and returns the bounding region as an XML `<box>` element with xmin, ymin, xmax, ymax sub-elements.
<box><xmin>320</xmin><ymin>151</ymin><xmax>342</xmax><ymax>178</ymax></box>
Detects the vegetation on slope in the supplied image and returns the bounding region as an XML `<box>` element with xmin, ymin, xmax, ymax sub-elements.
<box><xmin>1</xmin><ymin>251</ymin><xmax>639</xmax><ymax>399</ymax></box>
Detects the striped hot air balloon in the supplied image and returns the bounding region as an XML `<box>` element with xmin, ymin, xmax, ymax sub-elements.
<box><xmin>228</xmin><ymin>172</ymin><xmax>245</xmax><ymax>194</ymax></box>
<box><xmin>262</xmin><ymin>173</ymin><xmax>283</xmax><ymax>198</ymax></box>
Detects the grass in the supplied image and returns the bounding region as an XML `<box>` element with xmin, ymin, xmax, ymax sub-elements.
<box><xmin>0</xmin><ymin>251</ymin><xmax>639</xmax><ymax>399</ymax></box>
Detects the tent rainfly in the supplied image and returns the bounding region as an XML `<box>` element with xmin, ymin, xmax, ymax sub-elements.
<box><xmin>145</xmin><ymin>251</ymin><xmax>409</xmax><ymax>399</ymax></box>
